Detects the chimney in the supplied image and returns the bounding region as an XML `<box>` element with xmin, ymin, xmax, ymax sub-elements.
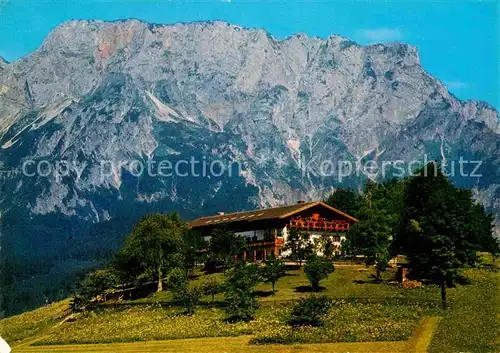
<box><xmin>217</xmin><ymin>212</ymin><xmax>225</xmax><ymax>216</ymax></box>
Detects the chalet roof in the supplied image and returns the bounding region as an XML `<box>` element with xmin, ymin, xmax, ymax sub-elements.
<box><xmin>188</xmin><ymin>201</ymin><xmax>358</xmax><ymax>228</ymax></box>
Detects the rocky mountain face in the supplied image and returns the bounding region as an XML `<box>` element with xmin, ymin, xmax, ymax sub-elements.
<box><xmin>0</xmin><ymin>19</ymin><xmax>498</xmax><ymax>315</ymax></box>
<box><xmin>0</xmin><ymin>57</ymin><xmax>8</xmax><ymax>71</ymax></box>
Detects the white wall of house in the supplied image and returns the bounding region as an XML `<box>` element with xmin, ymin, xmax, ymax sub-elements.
<box><xmin>310</xmin><ymin>232</ymin><xmax>345</xmax><ymax>256</ymax></box>
<box><xmin>204</xmin><ymin>226</ymin><xmax>345</xmax><ymax>257</ymax></box>
<box><xmin>281</xmin><ymin>226</ymin><xmax>289</xmax><ymax>241</ymax></box>
<box><xmin>280</xmin><ymin>228</ymin><xmax>345</xmax><ymax>257</ymax></box>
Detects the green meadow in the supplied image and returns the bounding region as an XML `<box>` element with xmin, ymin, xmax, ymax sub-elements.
<box><xmin>2</xmin><ymin>258</ymin><xmax>498</xmax><ymax>352</ymax></box>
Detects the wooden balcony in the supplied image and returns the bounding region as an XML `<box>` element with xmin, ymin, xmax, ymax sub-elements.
<box><xmin>289</xmin><ymin>216</ymin><xmax>350</xmax><ymax>232</ymax></box>
<box><xmin>248</xmin><ymin>237</ymin><xmax>284</xmax><ymax>248</ymax></box>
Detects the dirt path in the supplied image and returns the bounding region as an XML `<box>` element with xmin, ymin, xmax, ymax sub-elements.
<box><xmin>409</xmin><ymin>317</ymin><xmax>442</xmax><ymax>353</ymax></box>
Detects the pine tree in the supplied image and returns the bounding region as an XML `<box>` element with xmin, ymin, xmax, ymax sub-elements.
<box><xmin>325</xmin><ymin>188</ymin><xmax>362</xmax><ymax>216</ymax></box>
<box><xmin>343</xmin><ymin>182</ymin><xmax>393</xmax><ymax>280</ymax></box>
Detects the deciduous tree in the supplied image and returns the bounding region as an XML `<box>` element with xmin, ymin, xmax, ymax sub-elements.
<box><xmin>224</xmin><ymin>263</ymin><xmax>260</xmax><ymax>321</ymax></box>
<box><xmin>304</xmin><ymin>255</ymin><xmax>334</xmax><ymax>292</ymax></box>
<box><xmin>119</xmin><ymin>213</ymin><xmax>185</xmax><ymax>292</ymax></box>
<box><xmin>80</xmin><ymin>268</ymin><xmax>118</xmax><ymax>302</ymax></box>
<box><xmin>202</xmin><ymin>277</ymin><xmax>223</xmax><ymax>302</ymax></box>
<box><xmin>261</xmin><ymin>255</ymin><xmax>286</xmax><ymax>294</ymax></box>
<box><xmin>181</xmin><ymin>229</ymin><xmax>207</xmax><ymax>276</ymax></box>
<box><xmin>173</xmin><ymin>285</ymin><xmax>203</xmax><ymax>315</ymax></box>
<box><xmin>209</xmin><ymin>228</ymin><xmax>247</xmax><ymax>272</ymax></box>
<box><xmin>285</xmin><ymin>229</ymin><xmax>313</xmax><ymax>266</ymax></box>
<box><xmin>399</xmin><ymin>163</ymin><xmax>495</xmax><ymax>308</ymax></box>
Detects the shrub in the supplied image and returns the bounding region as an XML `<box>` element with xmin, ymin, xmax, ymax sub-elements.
<box><xmin>173</xmin><ymin>285</ymin><xmax>202</xmax><ymax>315</ymax></box>
<box><xmin>225</xmin><ymin>287</ymin><xmax>259</xmax><ymax>322</ymax></box>
<box><xmin>69</xmin><ymin>295</ymin><xmax>91</xmax><ymax>313</ymax></box>
<box><xmin>304</xmin><ymin>255</ymin><xmax>334</xmax><ymax>291</ymax></box>
<box><xmin>73</xmin><ymin>268</ymin><xmax>118</xmax><ymax>312</ymax></box>
<box><xmin>167</xmin><ymin>268</ymin><xmax>188</xmax><ymax>290</ymax></box>
<box><xmin>288</xmin><ymin>296</ymin><xmax>331</xmax><ymax>327</ymax></box>
<box><xmin>224</xmin><ymin>263</ymin><xmax>261</xmax><ymax>321</ymax></box>
<box><xmin>81</xmin><ymin>269</ymin><xmax>118</xmax><ymax>301</ymax></box>
<box><xmin>202</xmin><ymin>277</ymin><xmax>222</xmax><ymax>302</ymax></box>
<box><xmin>225</xmin><ymin>263</ymin><xmax>261</xmax><ymax>289</ymax></box>
<box><xmin>261</xmin><ymin>255</ymin><xmax>286</xmax><ymax>294</ymax></box>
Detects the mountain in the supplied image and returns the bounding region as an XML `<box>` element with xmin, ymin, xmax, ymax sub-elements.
<box><xmin>0</xmin><ymin>19</ymin><xmax>498</xmax><ymax>315</ymax></box>
<box><xmin>0</xmin><ymin>57</ymin><xmax>8</xmax><ymax>71</ymax></box>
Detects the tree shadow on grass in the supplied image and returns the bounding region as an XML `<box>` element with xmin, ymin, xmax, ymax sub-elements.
<box><xmin>253</xmin><ymin>290</ymin><xmax>275</xmax><ymax>297</ymax></box>
<box><xmin>126</xmin><ymin>282</ymin><xmax>158</xmax><ymax>300</ymax></box>
<box><xmin>294</xmin><ymin>285</ymin><xmax>326</xmax><ymax>293</ymax></box>
<box><xmin>199</xmin><ymin>300</ymin><xmax>226</xmax><ymax>309</ymax></box>
<box><xmin>203</xmin><ymin>266</ymin><xmax>225</xmax><ymax>275</ymax></box>
<box><xmin>353</xmin><ymin>273</ymin><xmax>386</xmax><ymax>285</ymax></box>
<box><xmin>353</xmin><ymin>278</ymin><xmax>383</xmax><ymax>285</ymax></box>
<box><xmin>285</xmin><ymin>264</ymin><xmax>301</xmax><ymax>271</ymax></box>
<box><xmin>455</xmin><ymin>274</ymin><xmax>471</xmax><ymax>285</ymax></box>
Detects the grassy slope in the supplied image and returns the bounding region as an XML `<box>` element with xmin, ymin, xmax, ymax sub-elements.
<box><xmin>429</xmin><ymin>266</ymin><xmax>500</xmax><ymax>352</ymax></box>
<box><xmin>134</xmin><ymin>265</ymin><xmax>443</xmax><ymax>305</ymax></box>
<box><xmin>0</xmin><ymin>300</ymin><xmax>70</xmax><ymax>345</ymax></box>
<box><xmin>2</xmin><ymin>263</ymin><xmax>498</xmax><ymax>352</ymax></box>
<box><xmin>33</xmin><ymin>300</ymin><xmax>436</xmax><ymax>346</ymax></box>
<box><xmin>3</xmin><ymin>266</ymin><xmax>436</xmax><ymax>346</ymax></box>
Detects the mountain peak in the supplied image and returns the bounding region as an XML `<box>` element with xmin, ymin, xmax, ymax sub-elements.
<box><xmin>365</xmin><ymin>41</ymin><xmax>421</xmax><ymax>67</ymax></box>
<box><xmin>0</xmin><ymin>18</ymin><xmax>498</xmax><ymax>317</ymax></box>
<box><xmin>44</xmin><ymin>19</ymin><xmax>420</xmax><ymax>52</ymax></box>
<box><xmin>0</xmin><ymin>56</ymin><xmax>8</xmax><ymax>69</ymax></box>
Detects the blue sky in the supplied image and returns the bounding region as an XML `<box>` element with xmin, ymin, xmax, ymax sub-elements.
<box><xmin>0</xmin><ymin>0</ymin><xmax>498</xmax><ymax>109</ymax></box>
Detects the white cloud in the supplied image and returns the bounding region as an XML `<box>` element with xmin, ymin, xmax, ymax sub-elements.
<box><xmin>445</xmin><ymin>81</ymin><xmax>469</xmax><ymax>90</ymax></box>
<box><xmin>357</xmin><ymin>28</ymin><xmax>403</xmax><ymax>43</ymax></box>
